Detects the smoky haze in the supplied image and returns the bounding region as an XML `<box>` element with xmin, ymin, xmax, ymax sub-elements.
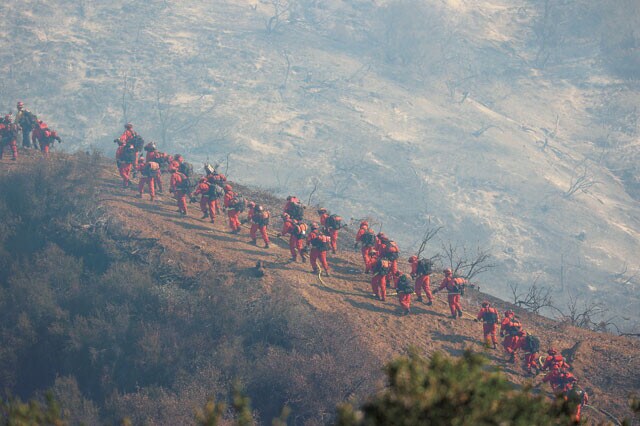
<box><xmin>1</xmin><ymin>0</ymin><xmax>639</xmax><ymax>329</ymax></box>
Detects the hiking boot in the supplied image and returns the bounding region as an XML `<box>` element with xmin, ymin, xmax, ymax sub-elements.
<box><xmin>324</xmin><ymin>271</ymin><xmax>330</xmax><ymax>277</ymax></box>
<box><xmin>457</xmin><ymin>310</ymin><xmax>463</xmax><ymax>318</ymax></box>
<box><xmin>311</xmin><ymin>269</ymin><xmax>320</xmax><ymax>275</ymax></box>
<box><xmin>492</xmin><ymin>343</ymin><xmax>497</xmax><ymax>350</ymax></box>
<box><xmin>201</xmin><ymin>213</ymin><xmax>209</xmax><ymax>219</ymax></box>
<box><xmin>417</xmin><ymin>295</ymin><xmax>423</xmax><ymax>302</ymax></box>
<box><xmin>250</xmin><ymin>239</ymin><xmax>257</xmax><ymax>245</ymax></box>
<box><xmin>264</xmin><ymin>243</ymin><xmax>270</xmax><ymax>249</ymax></box>
<box><xmin>135</xmin><ymin>194</ymin><xmax>142</xmax><ymax>198</ymax></box>
<box><xmin>426</xmin><ymin>300</ymin><xmax>433</xmax><ymax>306</ymax></box>
<box><xmin>301</xmin><ymin>255</ymin><xmax>307</xmax><ymax>263</ymax></box>
<box><xmin>450</xmin><ymin>314</ymin><xmax>457</xmax><ymax>319</ymax></box>
<box><xmin>332</xmin><ymin>249</ymin><xmax>336</xmax><ymax>254</ymax></box>
<box><xmin>289</xmin><ymin>257</ymin><xmax>297</xmax><ymax>263</ymax></box>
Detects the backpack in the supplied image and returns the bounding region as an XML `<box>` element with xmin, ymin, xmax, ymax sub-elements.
<box><xmin>19</xmin><ymin>110</ymin><xmax>37</xmax><ymax>129</ymax></box>
<box><xmin>230</xmin><ymin>195</ymin><xmax>246</xmax><ymax>212</ymax></box>
<box><xmin>176</xmin><ymin>173</ymin><xmax>192</xmax><ymax>192</ymax></box>
<box><xmin>482</xmin><ymin>309</ymin><xmax>499</xmax><ymax>324</ymax></box>
<box><xmin>293</xmin><ymin>222</ymin><xmax>308</xmax><ymax>239</ymax></box>
<box><xmin>416</xmin><ymin>258</ymin><xmax>433</xmax><ymax>275</ymax></box>
<box><xmin>506</xmin><ymin>319</ymin><xmax>522</xmax><ymax>336</ymax></box>
<box><xmin>523</xmin><ymin>335</ymin><xmax>540</xmax><ymax>353</ymax></box>
<box><xmin>374</xmin><ymin>258</ymin><xmax>391</xmax><ymax>275</ymax></box>
<box><xmin>396</xmin><ymin>275</ymin><xmax>414</xmax><ymax>294</ymax></box>
<box><xmin>360</xmin><ymin>230</ymin><xmax>376</xmax><ymax>247</ymax></box>
<box><xmin>286</xmin><ymin>202</ymin><xmax>304</xmax><ymax>221</ymax></box>
<box><xmin>131</xmin><ymin>134</ymin><xmax>145</xmax><ymax>152</ymax></box>
<box><xmin>254</xmin><ymin>211</ymin><xmax>270</xmax><ymax>226</ymax></box>
<box><xmin>326</xmin><ymin>214</ymin><xmax>343</xmax><ymax>229</ymax></box>
<box><xmin>207</xmin><ymin>183</ymin><xmax>225</xmax><ymax>199</ymax></box>
<box><xmin>311</xmin><ymin>233</ymin><xmax>331</xmax><ymax>251</ymax></box>
<box><xmin>179</xmin><ymin>161</ymin><xmax>194</xmax><ymax>177</ymax></box>
<box><xmin>384</xmin><ymin>241</ymin><xmax>399</xmax><ymax>261</ymax></box>
<box><xmin>121</xmin><ymin>145</ymin><xmax>136</xmax><ymax>163</ymax></box>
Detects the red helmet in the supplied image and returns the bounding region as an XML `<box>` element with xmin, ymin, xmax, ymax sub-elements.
<box><xmin>360</xmin><ymin>221</ymin><xmax>368</xmax><ymax>228</ymax></box>
<box><xmin>224</xmin><ymin>184</ymin><xmax>232</xmax><ymax>191</ymax></box>
<box><xmin>16</xmin><ymin>101</ymin><xmax>24</xmax><ymax>109</ymax></box>
<box><xmin>247</xmin><ymin>201</ymin><xmax>256</xmax><ymax>208</ymax></box>
<box><xmin>173</xmin><ymin>154</ymin><xmax>183</xmax><ymax>162</ymax></box>
<box><xmin>281</xmin><ymin>212</ymin><xmax>290</xmax><ymax>220</ymax></box>
<box><xmin>408</xmin><ymin>255</ymin><xmax>418</xmax><ymax>263</ymax></box>
<box><xmin>443</xmin><ymin>268</ymin><xmax>453</xmax><ymax>276</ymax></box>
<box><xmin>4</xmin><ymin>114</ymin><xmax>12</xmax><ymax>121</ymax></box>
<box><xmin>504</xmin><ymin>310</ymin><xmax>514</xmax><ymax>317</ymax></box>
<box><xmin>481</xmin><ymin>301</ymin><xmax>490</xmax><ymax>307</ymax></box>
<box><xmin>548</xmin><ymin>348</ymin><xmax>557</xmax><ymax>355</ymax></box>
<box><xmin>124</xmin><ymin>123</ymin><xmax>133</xmax><ymax>129</ymax></box>
<box><xmin>377</xmin><ymin>232</ymin><xmax>386</xmax><ymax>239</ymax></box>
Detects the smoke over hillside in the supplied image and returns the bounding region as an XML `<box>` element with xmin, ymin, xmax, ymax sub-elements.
<box><xmin>1</xmin><ymin>0</ymin><xmax>639</xmax><ymax>328</ymax></box>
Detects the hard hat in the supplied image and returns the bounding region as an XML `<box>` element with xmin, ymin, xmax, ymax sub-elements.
<box><xmin>224</xmin><ymin>184</ymin><xmax>232</xmax><ymax>191</ymax></box>
<box><xmin>281</xmin><ymin>212</ymin><xmax>290</xmax><ymax>220</ymax></box>
<box><xmin>408</xmin><ymin>255</ymin><xmax>418</xmax><ymax>263</ymax></box>
<box><xmin>255</xmin><ymin>205</ymin><xmax>264</xmax><ymax>212</ymax></box>
<box><xmin>444</xmin><ymin>268</ymin><xmax>453</xmax><ymax>276</ymax></box>
<box><xmin>481</xmin><ymin>301</ymin><xmax>490</xmax><ymax>307</ymax></box>
<box><xmin>247</xmin><ymin>201</ymin><xmax>256</xmax><ymax>208</ymax></box>
<box><xmin>548</xmin><ymin>348</ymin><xmax>557</xmax><ymax>355</ymax></box>
<box><xmin>125</xmin><ymin>123</ymin><xmax>133</xmax><ymax>129</ymax></box>
<box><xmin>310</xmin><ymin>222</ymin><xmax>319</xmax><ymax>230</ymax></box>
<box><xmin>317</xmin><ymin>207</ymin><xmax>327</xmax><ymax>213</ymax></box>
<box><xmin>360</xmin><ymin>221</ymin><xmax>368</xmax><ymax>227</ymax></box>
<box><xmin>16</xmin><ymin>101</ymin><xmax>24</xmax><ymax>108</ymax></box>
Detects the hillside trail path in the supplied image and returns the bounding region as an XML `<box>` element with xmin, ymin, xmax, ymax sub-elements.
<box><xmin>77</xmin><ymin>158</ymin><xmax>639</xmax><ymax>424</ymax></box>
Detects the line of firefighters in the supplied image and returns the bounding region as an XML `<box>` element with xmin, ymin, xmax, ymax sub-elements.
<box><xmin>112</xmin><ymin>123</ymin><xmax>590</xmax><ymax>422</ymax></box>
<box><xmin>0</xmin><ymin>101</ymin><xmax>62</xmax><ymax>161</ymax></box>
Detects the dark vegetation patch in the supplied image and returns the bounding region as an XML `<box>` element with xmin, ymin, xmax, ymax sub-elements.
<box><xmin>0</xmin><ymin>154</ymin><xmax>378</xmax><ymax>424</ymax></box>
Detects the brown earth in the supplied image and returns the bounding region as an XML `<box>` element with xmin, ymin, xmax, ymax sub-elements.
<box><xmin>4</xmin><ymin>150</ymin><xmax>639</xmax><ymax>424</ymax></box>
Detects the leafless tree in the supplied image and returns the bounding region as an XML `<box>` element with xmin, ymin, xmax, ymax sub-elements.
<box><xmin>555</xmin><ymin>293</ymin><xmax>609</xmax><ymax>330</ymax></box>
<box><xmin>416</xmin><ymin>220</ymin><xmax>442</xmax><ymax>259</ymax></box>
<box><xmin>441</xmin><ymin>241</ymin><xmax>496</xmax><ymax>280</ymax></box>
<box><xmin>565</xmin><ymin>162</ymin><xmax>598</xmax><ymax>198</ymax></box>
<box><xmin>265</xmin><ymin>0</ymin><xmax>292</xmax><ymax>34</ymax></box>
<box><xmin>121</xmin><ymin>73</ymin><xmax>136</xmax><ymax>125</ymax></box>
<box><xmin>307</xmin><ymin>177</ymin><xmax>320</xmax><ymax>206</ymax></box>
<box><xmin>508</xmin><ymin>279</ymin><xmax>554</xmax><ymax>314</ymax></box>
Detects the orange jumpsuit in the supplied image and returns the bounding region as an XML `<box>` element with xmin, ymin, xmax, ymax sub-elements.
<box><xmin>281</xmin><ymin>220</ymin><xmax>305</xmax><ymax>261</ymax></box>
<box><xmin>170</xmin><ymin>171</ymin><xmax>188</xmax><ymax>215</ymax></box>
<box><xmin>193</xmin><ymin>182</ymin><xmax>216</xmax><ymax>223</ymax></box>
<box><xmin>437</xmin><ymin>276</ymin><xmax>466</xmax><ymax>317</ymax></box>
<box><xmin>223</xmin><ymin>191</ymin><xmax>241</xmax><ymax>232</ymax></box>
<box><xmin>307</xmin><ymin>230</ymin><xmax>330</xmax><ymax>275</ymax></box>
<box><xmin>476</xmin><ymin>307</ymin><xmax>499</xmax><ymax>347</ymax></box>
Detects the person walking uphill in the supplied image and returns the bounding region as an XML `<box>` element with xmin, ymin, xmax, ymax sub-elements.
<box><xmin>223</xmin><ymin>184</ymin><xmax>244</xmax><ymax>233</ymax></box>
<box><xmin>15</xmin><ymin>101</ymin><xmax>37</xmax><ymax>149</ymax></box>
<box><xmin>306</xmin><ymin>223</ymin><xmax>331</xmax><ymax>277</ymax></box>
<box><xmin>136</xmin><ymin>161</ymin><xmax>159</xmax><ymax>201</ymax></box>
<box><xmin>368</xmin><ymin>250</ymin><xmax>390</xmax><ymax>301</ymax></box>
<box><xmin>250</xmin><ymin>205</ymin><xmax>270</xmax><ymax>248</ymax></box>
<box><xmin>433</xmin><ymin>268</ymin><xmax>467</xmax><ymax>319</ymax></box>
<box><xmin>475</xmin><ymin>301</ymin><xmax>499</xmax><ymax>349</ymax></box>
<box><xmin>280</xmin><ymin>213</ymin><xmax>307</xmax><ymax>262</ymax></box>
<box><xmin>408</xmin><ymin>256</ymin><xmax>434</xmax><ymax>305</ymax></box>
<box><xmin>355</xmin><ymin>221</ymin><xmax>376</xmax><ymax>272</ymax></box>
<box><xmin>115</xmin><ymin>139</ymin><xmax>136</xmax><ymax>188</ymax></box>
<box><xmin>0</xmin><ymin>114</ymin><xmax>19</xmax><ymax>161</ymax></box>
<box><xmin>396</xmin><ymin>273</ymin><xmax>415</xmax><ymax>315</ymax></box>
<box><xmin>169</xmin><ymin>164</ymin><xmax>190</xmax><ymax>216</ymax></box>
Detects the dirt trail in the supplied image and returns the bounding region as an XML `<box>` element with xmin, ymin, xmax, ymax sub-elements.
<box><xmin>8</xmin><ymin>152</ymin><xmax>637</xmax><ymax>424</ymax></box>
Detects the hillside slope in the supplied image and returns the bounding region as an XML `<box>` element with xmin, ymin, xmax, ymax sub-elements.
<box><xmin>1</xmin><ymin>0</ymin><xmax>639</xmax><ymax>326</ymax></box>
<box><xmin>35</xmin><ymin>151</ymin><xmax>638</xmax><ymax>423</ymax></box>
